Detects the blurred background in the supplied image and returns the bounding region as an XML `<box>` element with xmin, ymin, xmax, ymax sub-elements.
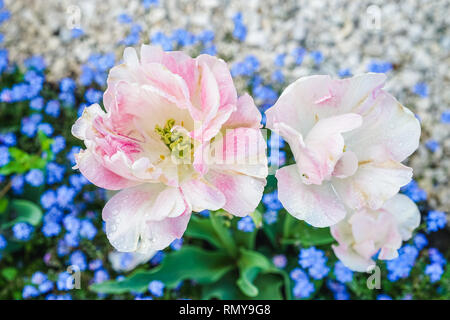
<box><xmin>0</xmin><ymin>0</ymin><xmax>448</xmax><ymax>300</ymax></box>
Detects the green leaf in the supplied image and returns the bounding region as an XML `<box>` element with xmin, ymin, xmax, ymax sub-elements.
<box><xmin>0</xmin><ymin>197</ymin><xmax>8</xmax><ymax>214</ymax></box>
<box><xmin>1</xmin><ymin>199</ymin><xmax>43</xmax><ymax>228</ymax></box>
<box><xmin>184</xmin><ymin>215</ymin><xmax>222</xmax><ymax>248</ymax></box>
<box><xmin>1</xmin><ymin>267</ymin><xmax>18</xmax><ymax>281</ymax></box>
<box><xmin>203</xmin><ymin>272</ymin><xmax>286</xmax><ymax>300</ymax></box>
<box><xmin>282</xmin><ymin>215</ymin><xmax>334</xmax><ymax>246</ymax></box>
<box><xmin>236</xmin><ymin>248</ymin><xmax>273</xmax><ymax>297</ymax></box>
<box><xmin>250</xmin><ymin>209</ymin><xmax>263</xmax><ymax>228</ymax></box>
<box><xmin>210</xmin><ymin>210</ymin><xmax>238</xmax><ymax>258</ymax></box>
<box><xmin>90</xmin><ymin>246</ymin><xmax>233</xmax><ymax>294</ymax></box>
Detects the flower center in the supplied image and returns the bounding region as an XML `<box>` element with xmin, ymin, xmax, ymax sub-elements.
<box><xmin>155</xmin><ymin>119</ymin><xmax>193</xmax><ymax>160</ymax></box>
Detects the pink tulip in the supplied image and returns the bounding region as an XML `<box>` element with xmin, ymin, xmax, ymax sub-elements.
<box><xmin>331</xmin><ymin>194</ymin><xmax>420</xmax><ymax>272</ymax></box>
<box><xmin>72</xmin><ymin>45</ymin><xmax>267</xmax><ymax>253</ymax></box>
<box><xmin>265</xmin><ymin>74</ymin><xmax>420</xmax><ymax>227</ymax></box>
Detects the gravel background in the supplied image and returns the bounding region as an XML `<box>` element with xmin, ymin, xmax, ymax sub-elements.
<box><xmin>2</xmin><ymin>0</ymin><xmax>449</xmax><ymax>212</ymax></box>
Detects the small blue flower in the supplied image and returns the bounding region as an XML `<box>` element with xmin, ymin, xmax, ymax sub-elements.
<box><xmin>232</xmin><ymin>13</ymin><xmax>247</xmax><ymax>42</ymax></box>
<box><xmin>263</xmin><ymin>210</ymin><xmax>278</xmax><ymax>225</ymax></box>
<box><xmin>425</xmin><ymin>263</ymin><xmax>444</xmax><ymax>283</ymax></box>
<box><xmin>291</xmin><ymin>47</ymin><xmax>306</xmax><ymax>65</ymax></box>
<box><xmin>377</xmin><ymin>294</ymin><xmax>393</xmax><ymax>300</ymax></box>
<box><xmin>0</xmin><ymin>234</ymin><xmax>7</xmax><ymax>250</ymax></box>
<box><xmin>37</xmin><ymin>123</ymin><xmax>54</xmax><ymax>136</ymax></box>
<box><xmin>60</xmin><ymin>77</ymin><xmax>76</xmax><ymax>92</ymax></box>
<box><xmin>12</xmin><ymin>222</ymin><xmax>34</xmax><ymax>241</ymax></box>
<box><xmin>24</xmin><ymin>55</ymin><xmax>46</xmax><ymax>72</ymax></box>
<box><xmin>274</xmin><ymin>53</ymin><xmax>286</xmax><ymax>67</ymax></box>
<box><xmin>413</xmin><ymin>82</ymin><xmax>429</xmax><ymax>98</ymax></box>
<box><xmin>22</xmin><ymin>285</ymin><xmax>39</xmax><ymax>299</ymax></box>
<box><xmin>41</xmin><ymin>190</ymin><xmax>57</xmax><ymax>209</ymax></box>
<box><xmin>148</xmin><ymin>280</ymin><xmax>165</xmax><ymax>297</ymax></box>
<box><xmin>150</xmin><ymin>251</ymin><xmax>164</xmax><ymax>265</ymax></box>
<box><xmin>21</xmin><ymin>114</ymin><xmax>42</xmax><ymax>137</ymax></box>
<box><xmin>327</xmin><ymin>280</ymin><xmax>350</xmax><ymax>300</ymax></box>
<box><xmin>42</xmin><ymin>221</ymin><xmax>61</xmax><ymax>237</ymax></box>
<box><xmin>45</xmin><ymin>100</ymin><xmax>60</xmax><ymax>117</ymax></box>
<box><xmin>150</xmin><ymin>32</ymin><xmax>173</xmax><ymax>51</ymax></box>
<box><xmin>38</xmin><ymin>280</ymin><xmax>53</xmax><ymax>294</ymax></box>
<box><xmin>273</xmin><ymin>254</ymin><xmax>287</xmax><ymax>268</ymax></box>
<box><xmin>89</xmin><ymin>259</ymin><xmax>103</xmax><ymax>271</ymax></box>
<box><xmin>262</xmin><ymin>190</ymin><xmax>283</xmax><ymax>211</ymax></box>
<box><xmin>25</xmin><ymin>169</ymin><xmax>44</xmax><ymax>187</ymax></box>
<box><xmin>310</xmin><ymin>51</ymin><xmax>323</xmax><ymax>65</ymax></box>
<box><xmin>338</xmin><ymin>68</ymin><xmax>352</xmax><ymax>77</ymax></box>
<box><xmin>367</xmin><ymin>60</ymin><xmax>393</xmax><ymax>73</ymax></box>
<box><xmin>299</xmin><ymin>247</ymin><xmax>329</xmax><ymax>280</ymax></box>
<box><xmin>271</xmin><ymin>70</ymin><xmax>284</xmax><ymax>83</ymax></box>
<box><xmin>400</xmin><ymin>180</ymin><xmax>427</xmax><ymax>202</ymax></box>
<box><xmin>237</xmin><ymin>216</ymin><xmax>255</xmax><ymax>232</ymax></box>
<box><xmin>201</xmin><ymin>44</ymin><xmax>217</xmax><ymax>56</ymax></box>
<box><xmin>51</xmin><ymin>136</ymin><xmax>66</xmax><ymax>154</ymax></box>
<box><xmin>11</xmin><ymin>174</ymin><xmax>24</xmax><ymax>194</ymax></box>
<box><xmin>413</xmin><ymin>233</ymin><xmax>428</xmax><ymax>250</ymax></box>
<box><xmin>0</xmin><ymin>132</ymin><xmax>16</xmax><ymax>146</ymax></box>
<box><xmin>198</xmin><ymin>210</ymin><xmax>210</xmax><ymax>217</ymax></box>
<box><xmin>0</xmin><ymin>145</ymin><xmax>9</xmax><ymax>167</ymax></box>
<box><xmin>428</xmin><ymin>248</ymin><xmax>446</xmax><ymax>266</ymax></box>
<box><xmin>31</xmin><ymin>271</ymin><xmax>47</xmax><ymax>285</ymax></box>
<box><xmin>29</xmin><ymin>97</ymin><xmax>44</xmax><ymax>110</ymax></box>
<box><xmin>170</xmin><ymin>238</ymin><xmax>183</xmax><ymax>251</ymax></box>
<box><xmin>386</xmin><ymin>245</ymin><xmax>418</xmax><ymax>281</ymax></box>
<box><xmin>56</xmin><ymin>185</ymin><xmax>76</xmax><ymax>209</ymax></box>
<box><xmin>334</xmin><ymin>261</ymin><xmax>353</xmax><ymax>283</ymax></box>
<box><xmin>57</xmin><ymin>272</ymin><xmax>74</xmax><ymax>290</ymax></box>
<box><xmin>80</xmin><ymin>220</ymin><xmax>97</xmax><ymax>240</ymax></box>
<box><xmin>57</xmin><ymin>239</ymin><xmax>71</xmax><ymax>256</ymax></box>
<box><xmin>425</xmin><ymin>139</ymin><xmax>439</xmax><ymax>152</ymax></box>
<box><xmin>63</xmin><ymin>215</ymin><xmax>81</xmax><ymax>234</ymax></box>
<box><xmin>117</xmin><ymin>13</ymin><xmax>133</xmax><ymax>24</ymax></box>
<box><xmin>46</xmin><ymin>162</ymin><xmax>65</xmax><ymax>185</ymax></box>
<box><xmin>197</xmin><ymin>30</ymin><xmax>214</xmax><ymax>44</ymax></box>
<box><xmin>70</xmin><ymin>250</ymin><xmax>87</xmax><ymax>271</ymax></box>
<box><xmin>426</xmin><ymin>210</ymin><xmax>447</xmax><ymax>232</ymax></box>
<box><xmin>142</xmin><ymin>0</ymin><xmax>159</xmax><ymax>9</ymax></box>
<box><xmin>441</xmin><ymin>110</ymin><xmax>450</xmax><ymax>123</ymax></box>
<box><xmin>293</xmin><ymin>276</ymin><xmax>315</xmax><ymax>299</ymax></box>
<box><xmin>84</xmin><ymin>88</ymin><xmax>102</xmax><ymax>104</ymax></box>
<box><xmin>67</xmin><ymin>146</ymin><xmax>81</xmax><ymax>166</ymax></box>
<box><xmin>290</xmin><ymin>267</ymin><xmax>308</xmax><ymax>282</ymax></box>
<box><xmin>172</xmin><ymin>29</ymin><xmax>197</xmax><ymax>47</ymax></box>
<box><xmin>93</xmin><ymin>269</ymin><xmax>109</xmax><ymax>283</ymax></box>
<box><xmin>71</xmin><ymin>28</ymin><xmax>84</xmax><ymax>39</ymax></box>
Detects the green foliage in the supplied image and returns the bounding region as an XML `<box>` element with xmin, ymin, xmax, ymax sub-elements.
<box><xmin>282</xmin><ymin>213</ymin><xmax>335</xmax><ymax>246</ymax></box>
<box><xmin>90</xmin><ymin>246</ymin><xmax>233</xmax><ymax>294</ymax></box>
<box><xmin>1</xmin><ymin>199</ymin><xmax>43</xmax><ymax>229</ymax></box>
<box><xmin>91</xmin><ymin>211</ymin><xmax>292</xmax><ymax>299</ymax></box>
<box><xmin>0</xmin><ymin>130</ymin><xmax>53</xmax><ymax>175</ymax></box>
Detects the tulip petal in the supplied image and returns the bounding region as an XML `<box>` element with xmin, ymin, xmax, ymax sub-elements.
<box><xmin>180</xmin><ymin>178</ymin><xmax>226</xmax><ymax>212</ymax></box>
<box><xmin>102</xmin><ymin>184</ymin><xmax>190</xmax><ymax>252</ymax></box>
<box><xmin>333</xmin><ymin>160</ymin><xmax>413</xmax><ymax>210</ymax></box>
<box><xmin>276</xmin><ymin>165</ymin><xmax>347</xmax><ymax>227</ymax></box>
<box><xmin>224</xmin><ymin>93</ymin><xmax>262</xmax><ymax>129</ymax></box>
<box><xmin>75</xmin><ymin>149</ymin><xmax>139</xmax><ymax>190</ymax></box>
<box><xmin>265</xmin><ymin>73</ymin><xmax>386</xmax><ymax>137</ymax></box>
<box><xmin>332</xmin><ymin>244</ymin><xmax>375</xmax><ymax>272</ymax></box>
<box><xmin>383</xmin><ymin>194</ymin><xmax>421</xmax><ymax>241</ymax></box>
<box><xmin>209</xmin><ymin>127</ymin><xmax>268</xmax><ymax>178</ymax></box>
<box><xmin>345</xmin><ymin>91</ymin><xmax>421</xmax><ymax>163</ymax></box>
<box><xmin>205</xmin><ymin>169</ymin><xmax>266</xmax><ymax>217</ymax></box>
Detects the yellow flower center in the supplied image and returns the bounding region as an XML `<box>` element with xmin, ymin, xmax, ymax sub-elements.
<box><xmin>155</xmin><ymin>119</ymin><xmax>193</xmax><ymax>160</ymax></box>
